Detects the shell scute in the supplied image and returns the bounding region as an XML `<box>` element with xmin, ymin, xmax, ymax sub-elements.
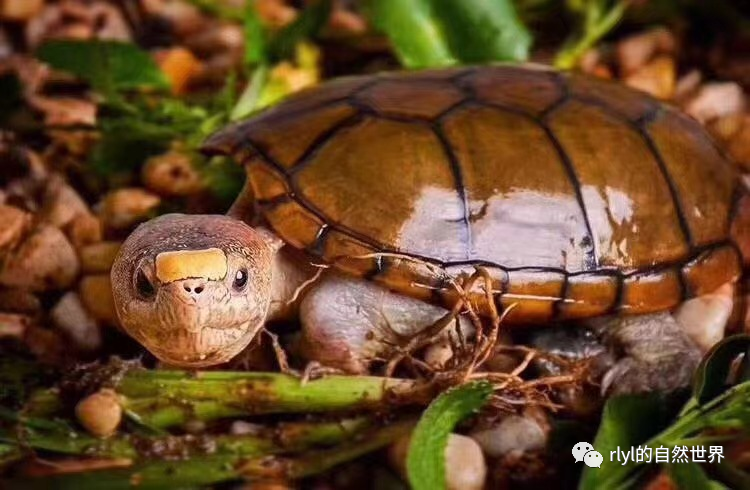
<box><xmin>213</xmin><ymin>66</ymin><xmax>747</xmax><ymax>321</ymax></box>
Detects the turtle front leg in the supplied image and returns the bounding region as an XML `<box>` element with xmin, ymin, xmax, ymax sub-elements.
<box><xmin>591</xmin><ymin>284</ymin><xmax>734</xmax><ymax>395</ymax></box>
<box><xmin>590</xmin><ymin>312</ymin><xmax>702</xmax><ymax>395</ymax></box>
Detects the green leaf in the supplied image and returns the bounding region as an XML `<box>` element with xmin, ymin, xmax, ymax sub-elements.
<box><xmin>431</xmin><ymin>0</ymin><xmax>532</xmax><ymax>62</ymax></box>
<box><xmin>230</xmin><ymin>64</ymin><xmax>269</xmax><ymax>121</ymax></box>
<box><xmin>579</xmin><ymin>394</ymin><xmax>676</xmax><ymax>490</ymax></box>
<box><xmin>365</xmin><ymin>0</ymin><xmax>457</xmax><ymax>69</ymax></box>
<box><xmin>693</xmin><ymin>334</ymin><xmax>750</xmax><ymax>405</ymax></box>
<box><xmin>201</xmin><ymin>156</ymin><xmax>245</xmax><ymax>207</ymax></box>
<box><xmin>244</xmin><ymin>2</ymin><xmax>268</xmax><ymax>66</ymax></box>
<box><xmin>406</xmin><ymin>382</ymin><xmax>492</xmax><ymax>490</ymax></box>
<box><xmin>269</xmin><ymin>0</ymin><xmax>332</xmax><ymax>61</ymax></box>
<box><xmin>89</xmin><ymin>119</ymin><xmax>173</xmax><ymax>179</ymax></box>
<box><xmin>365</xmin><ymin>0</ymin><xmax>531</xmax><ymax>69</ymax></box>
<box><xmin>37</xmin><ymin>40</ymin><xmax>170</xmax><ymax>97</ymax></box>
<box><xmin>667</xmin><ymin>462</ymin><xmax>728</xmax><ymax>490</ymax></box>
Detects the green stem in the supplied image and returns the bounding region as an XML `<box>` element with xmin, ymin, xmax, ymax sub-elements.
<box><xmin>1</xmin><ymin>418</ymin><xmax>372</xmax><ymax>461</ymax></box>
<box><xmin>118</xmin><ymin>371</ymin><xmax>420</xmax><ymax>428</ymax></box>
<box><xmin>554</xmin><ymin>0</ymin><xmax>628</xmax><ymax>69</ymax></box>
<box><xmin>229</xmin><ymin>64</ymin><xmax>269</xmax><ymax>121</ymax></box>
<box><xmin>9</xmin><ymin>419</ymin><xmax>415</xmax><ymax>490</ymax></box>
<box><xmin>241</xmin><ymin>419</ymin><xmax>415</xmax><ymax>480</ymax></box>
<box><xmin>28</xmin><ymin>370</ymin><xmax>424</xmax><ymax>429</ymax></box>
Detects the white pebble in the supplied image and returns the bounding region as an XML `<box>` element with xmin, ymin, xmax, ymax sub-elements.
<box><xmin>685</xmin><ymin>83</ymin><xmax>746</xmax><ymax>123</ymax></box>
<box><xmin>389</xmin><ymin>433</ymin><xmax>487</xmax><ymax>490</ymax></box>
<box><xmin>470</xmin><ymin>415</ymin><xmax>547</xmax><ymax>458</ymax></box>
<box><xmin>674</xmin><ymin>283</ymin><xmax>733</xmax><ymax>352</ymax></box>
<box><xmin>445</xmin><ymin>434</ymin><xmax>487</xmax><ymax>490</ymax></box>
<box><xmin>50</xmin><ymin>292</ymin><xmax>101</xmax><ymax>351</ymax></box>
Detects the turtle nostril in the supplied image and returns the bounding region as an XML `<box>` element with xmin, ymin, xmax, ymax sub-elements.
<box><xmin>183</xmin><ymin>283</ymin><xmax>204</xmax><ymax>295</ymax></box>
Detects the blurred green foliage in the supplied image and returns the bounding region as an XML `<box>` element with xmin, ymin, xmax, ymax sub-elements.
<box><xmin>366</xmin><ymin>0</ymin><xmax>531</xmax><ymax>68</ymax></box>
<box><xmin>555</xmin><ymin>0</ymin><xmax>628</xmax><ymax>69</ymax></box>
<box><xmin>37</xmin><ymin>41</ymin><xmax>170</xmax><ymax>99</ymax></box>
<box><xmin>29</xmin><ymin>1</ymin><xmax>330</xmax><ymax>204</ymax></box>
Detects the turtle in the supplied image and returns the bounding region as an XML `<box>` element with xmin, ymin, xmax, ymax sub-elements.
<box><xmin>111</xmin><ymin>65</ymin><xmax>750</xmax><ymax>393</ymax></box>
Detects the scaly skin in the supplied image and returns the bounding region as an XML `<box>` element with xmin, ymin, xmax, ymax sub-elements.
<box><xmin>111</xmin><ymin>214</ymin><xmax>274</xmax><ymax>367</ymax></box>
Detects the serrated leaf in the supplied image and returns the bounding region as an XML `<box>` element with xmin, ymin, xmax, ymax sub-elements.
<box><xmin>37</xmin><ymin>40</ymin><xmax>170</xmax><ymax>97</ymax></box>
<box><xmin>406</xmin><ymin>382</ymin><xmax>492</xmax><ymax>490</ymax></box>
<box><xmin>693</xmin><ymin>334</ymin><xmax>750</xmax><ymax>405</ymax></box>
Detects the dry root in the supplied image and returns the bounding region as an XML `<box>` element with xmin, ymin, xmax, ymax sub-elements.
<box><xmin>371</xmin><ymin>262</ymin><xmax>587</xmax><ymax>416</ymax></box>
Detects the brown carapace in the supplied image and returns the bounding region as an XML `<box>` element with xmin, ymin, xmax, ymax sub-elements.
<box><xmin>203</xmin><ymin>65</ymin><xmax>750</xmax><ymax>324</ymax></box>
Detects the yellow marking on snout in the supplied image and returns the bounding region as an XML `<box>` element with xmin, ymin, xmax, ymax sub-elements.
<box><xmin>155</xmin><ymin>248</ymin><xmax>228</xmax><ymax>283</ymax></box>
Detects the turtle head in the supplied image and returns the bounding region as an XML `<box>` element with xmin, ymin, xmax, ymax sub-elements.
<box><xmin>111</xmin><ymin>214</ymin><xmax>276</xmax><ymax>367</ymax></box>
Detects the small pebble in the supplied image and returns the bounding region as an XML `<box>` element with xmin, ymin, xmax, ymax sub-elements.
<box><xmin>674</xmin><ymin>284</ymin><xmax>733</xmax><ymax>352</ymax></box>
<box><xmin>66</xmin><ymin>213</ymin><xmax>103</xmax><ymax>249</ymax></box>
<box><xmin>0</xmin><ymin>288</ymin><xmax>41</xmax><ymax>314</ymax></box>
<box><xmin>50</xmin><ymin>292</ymin><xmax>101</xmax><ymax>351</ymax></box>
<box><xmin>0</xmin><ymin>0</ymin><xmax>44</xmax><ymax>21</ymax></box>
<box><xmin>80</xmin><ymin>241</ymin><xmax>121</xmax><ymax>274</ymax></box>
<box><xmin>617</xmin><ymin>26</ymin><xmax>676</xmax><ymax>75</ymax></box>
<box><xmin>684</xmin><ymin>82</ymin><xmax>746</xmax><ymax>123</ymax></box>
<box><xmin>39</xmin><ymin>176</ymin><xmax>90</xmax><ymax>228</ymax></box>
<box><xmin>389</xmin><ymin>433</ymin><xmax>487</xmax><ymax>490</ymax></box>
<box><xmin>0</xmin><ymin>312</ymin><xmax>31</xmax><ymax>339</ymax></box>
<box><xmin>0</xmin><ymin>205</ymin><xmax>31</xmax><ymax>253</ymax></box>
<box><xmin>28</xmin><ymin>96</ymin><xmax>97</xmax><ymax>127</ymax></box>
<box><xmin>0</xmin><ymin>225</ymin><xmax>79</xmax><ymax>291</ymax></box>
<box><xmin>624</xmin><ymin>56</ymin><xmax>675</xmax><ymax>99</ymax></box>
<box><xmin>424</xmin><ymin>338</ymin><xmax>454</xmax><ymax>369</ymax></box>
<box><xmin>674</xmin><ymin>69</ymin><xmax>702</xmax><ymax>103</ymax></box>
<box><xmin>155</xmin><ymin>47</ymin><xmax>203</xmax><ymax>95</ymax></box>
<box><xmin>79</xmin><ymin>275</ymin><xmax>119</xmax><ymax>326</ymax></box>
<box><xmin>230</xmin><ymin>421</ymin><xmax>264</xmax><ymax>436</ymax></box>
<box><xmin>185</xmin><ymin>23</ymin><xmax>243</xmax><ymax>55</ymax></box>
<box><xmin>75</xmin><ymin>389</ymin><xmax>122</xmax><ymax>438</ymax></box>
<box><xmin>142</xmin><ymin>150</ymin><xmax>203</xmax><ymax>197</ymax></box>
<box><xmin>100</xmin><ymin>188</ymin><xmax>160</xmax><ymax>231</ymax></box>
<box><xmin>471</xmin><ymin>415</ymin><xmax>548</xmax><ymax>458</ymax></box>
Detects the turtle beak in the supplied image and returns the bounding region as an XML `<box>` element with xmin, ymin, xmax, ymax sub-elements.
<box><xmin>154</xmin><ymin>248</ymin><xmax>228</xmax><ymax>284</ymax></box>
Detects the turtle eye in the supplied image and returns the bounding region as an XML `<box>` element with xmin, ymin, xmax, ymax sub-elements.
<box><xmin>233</xmin><ymin>269</ymin><xmax>248</xmax><ymax>291</ymax></box>
<box><xmin>135</xmin><ymin>267</ymin><xmax>156</xmax><ymax>300</ymax></box>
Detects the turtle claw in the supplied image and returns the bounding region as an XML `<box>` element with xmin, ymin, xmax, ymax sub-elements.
<box><xmin>589</xmin><ymin>311</ymin><xmax>702</xmax><ymax>396</ymax></box>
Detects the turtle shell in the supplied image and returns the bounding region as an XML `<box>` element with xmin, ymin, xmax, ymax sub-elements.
<box><xmin>203</xmin><ymin>65</ymin><xmax>750</xmax><ymax>323</ymax></box>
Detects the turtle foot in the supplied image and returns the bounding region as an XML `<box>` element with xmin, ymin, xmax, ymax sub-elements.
<box><xmin>590</xmin><ymin>311</ymin><xmax>702</xmax><ymax>396</ymax></box>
